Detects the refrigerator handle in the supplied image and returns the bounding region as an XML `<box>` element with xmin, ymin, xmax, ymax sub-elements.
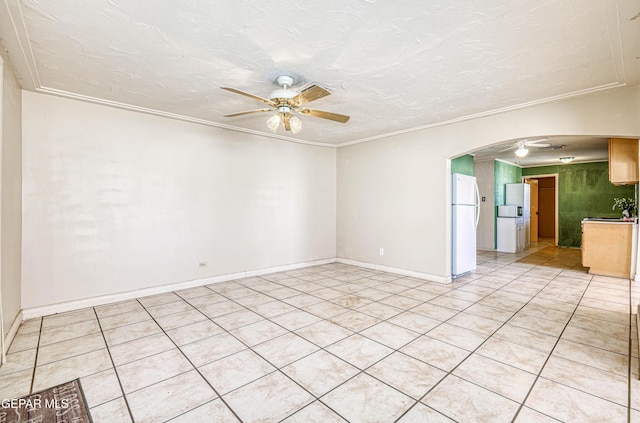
<box><xmin>474</xmin><ymin>181</ymin><xmax>480</xmax><ymax>229</ymax></box>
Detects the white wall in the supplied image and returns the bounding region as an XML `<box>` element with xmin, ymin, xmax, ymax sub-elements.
<box><xmin>18</xmin><ymin>85</ymin><xmax>640</xmax><ymax>309</ymax></box>
<box><xmin>337</xmin><ymin>136</ymin><xmax>451</xmax><ymax>280</ymax></box>
<box><xmin>22</xmin><ymin>92</ymin><xmax>336</xmax><ymax>309</ymax></box>
<box><xmin>1</xmin><ymin>51</ymin><xmax>22</xmax><ymax>338</ymax></box>
<box><xmin>337</xmin><ymin>86</ymin><xmax>640</xmax><ymax>281</ymax></box>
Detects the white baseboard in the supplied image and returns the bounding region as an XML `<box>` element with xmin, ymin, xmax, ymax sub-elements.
<box><xmin>6</xmin><ymin>310</ymin><xmax>22</xmax><ymax>345</ymax></box>
<box><xmin>245</xmin><ymin>258</ymin><xmax>335</xmax><ymax>277</ymax></box>
<box><xmin>21</xmin><ymin>258</ymin><xmax>336</xmax><ymax>321</ymax></box>
<box><xmin>336</xmin><ymin>258</ymin><xmax>451</xmax><ymax>284</ymax></box>
<box><xmin>1</xmin><ymin>310</ymin><xmax>23</xmax><ymax>364</ymax></box>
<box><xmin>19</xmin><ymin>257</ymin><xmax>448</xmax><ymax>320</ymax></box>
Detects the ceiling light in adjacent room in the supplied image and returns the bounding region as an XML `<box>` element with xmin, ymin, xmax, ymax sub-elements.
<box><xmin>515</xmin><ymin>143</ymin><xmax>529</xmax><ymax>157</ymax></box>
<box><xmin>559</xmin><ymin>156</ymin><xmax>574</xmax><ymax>163</ymax></box>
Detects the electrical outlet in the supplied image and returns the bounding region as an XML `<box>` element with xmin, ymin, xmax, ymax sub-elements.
<box><xmin>198</xmin><ymin>261</ymin><xmax>208</xmax><ymax>267</ymax></box>
<box><xmin>379</xmin><ymin>248</ymin><xmax>384</xmax><ymax>256</ymax></box>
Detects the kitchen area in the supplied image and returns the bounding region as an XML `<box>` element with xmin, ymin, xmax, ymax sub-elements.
<box><xmin>465</xmin><ymin>137</ymin><xmax>640</xmax><ymax>281</ymax></box>
<box><xmin>496</xmin><ymin>183</ymin><xmax>530</xmax><ymax>254</ymax></box>
<box><xmin>582</xmin><ymin>138</ymin><xmax>639</xmax><ymax>279</ymax></box>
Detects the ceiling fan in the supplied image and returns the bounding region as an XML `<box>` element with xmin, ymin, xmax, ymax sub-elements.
<box><xmin>221</xmin><ymin>74</ymin><xmax>350</xmax><ymax>135</ymax></box>
<box><xmin>500</xmin><ymin>138</ymin><xmax>552</xmax><ymax>157</ymax></box>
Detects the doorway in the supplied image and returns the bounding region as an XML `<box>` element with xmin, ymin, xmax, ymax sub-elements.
<box><xmin>524</xmin><ymin>175</ymin><xmax>558</xmax><ymax>245</ymax></box>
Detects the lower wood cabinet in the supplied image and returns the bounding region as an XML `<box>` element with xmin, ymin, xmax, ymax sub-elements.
<box><xmin>582</xmin><ymin>221</ymin><xmax>633</xmax><ymax>278</ymax></box>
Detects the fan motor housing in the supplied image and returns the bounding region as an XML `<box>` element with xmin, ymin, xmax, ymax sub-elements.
<box><xmin>269</xmin><ymin>89</ymin><xmax>296</xmax><ymax>101</ymax></box>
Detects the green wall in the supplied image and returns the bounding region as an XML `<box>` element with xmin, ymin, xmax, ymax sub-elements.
<box><xmin>451</xmin><ymin>155</ymin><xmax>474</xmax><ymax>176</ymax></box>
<box><xmin>523</xmin><ymin>162</ymin><xmax>636</xmax><ymax>247</ymax></box>
<box><xmin>495</xmin><ymin>160</ymin><xmax>523</xmax><ymax>206</ymax></box>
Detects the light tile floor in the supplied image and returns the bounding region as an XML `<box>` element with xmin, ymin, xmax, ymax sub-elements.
<box><xmin>2</xmin><ymin>241</ymin><xmax>640</xmax><ymax>422</ymax></box>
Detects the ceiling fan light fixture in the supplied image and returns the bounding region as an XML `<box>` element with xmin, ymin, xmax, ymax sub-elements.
<box><xmin>267</xmin><ymin>114</ymin><xmax>281</xmax><ymax>132</ymax></box>
<box><xmin>559</xmin><ymin>156</ymin><xmax>574</xmax><ymax>163</ymax></box>
<box><xmin>289</xmin><ymin>115</ymin><xmax>302</xmax><ymax>134</ymax></box>
<box><xmin>222</xmin><ymin>72</ymin><xmax>350</xmax><ymax>134</ymax></box>
<box><xmin>515</xmin><ymin>144</ymin><xmax>529</xmax><ymax>157</ymax></box>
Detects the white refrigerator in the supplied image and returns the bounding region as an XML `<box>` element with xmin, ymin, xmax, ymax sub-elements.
<box><xmin>505</xmin><ymin>183</ymin><xmax>531</xmax><ymax>246</ymax></box>
<box><xmin>452</xmin><ymin>173</ymin><xmax>480</xmax><ymax>278</ymax></box>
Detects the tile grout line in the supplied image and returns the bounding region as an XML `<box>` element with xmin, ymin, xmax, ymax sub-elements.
<box><xmin>133</xmin><ymin>297</ymin><xmax>246</xmax><ymax>423</ymax></box>
<box><xmin>12</xmin><ymin>255</ymin><xmax>622</xmax><ymax>422</ymax></box>
<box><xmin>392</xmin><ymin>267</ymin><xmax>550</xmax><ymax>422</ymax></box>
<box><xmin>508</xmin><ymin>272</ymin><xmax>594</xmax><ymax>422</ymax></box>
<box><xmin>177</xmin><ymin>268</ymin><xmax>439</xmax><ymax>421</ymax></box>
<box><xmin>395</xmin><ymin>266</ymin><xmax>586</xmax><ymax>422</ymax></box>
<box><xmin>266</xmin><ymin>270</ymin><xmax>455</xmax><ymax>421</ymax></box>
<box><xmin>268</xmin><ymin>272</ymin><xmax>478</xmax><ymax>417</ymax></box>
<box><xmin>275</xmin><ymin>264</ymin><xmax>575</xmax><ymax>421</ymax></box>
<box><xmin>27</xmin><ymin>317</ymin><xmax>43</xmax><ymax>394</ymax></box>
<box><xmin>91</xmin><ymin>307</ymin><xmax>136</xmax><ymax>423</ymax></box>
<box><xmin>160</xmin><ymin>269</ymin><xmax>378</xmax><ymax>423</ymax></box>
<box><xmin>21</xmin><ymin>331</ymin><xmax>107</xmax><ymax>370</ymax></box>
<box><xmin>21</xmin><ymin>266</ymin><xmax>460</xmax><ymax>414</ymax></box>
<box><xmin>173</xmin><ymin>276</ymin><xmax>362</xmax><ymax>423</ymax></box>
<box><xmin>328</xmin><ymin>275</ymin><xmax>514</xmax><ymax>420</ymax></box>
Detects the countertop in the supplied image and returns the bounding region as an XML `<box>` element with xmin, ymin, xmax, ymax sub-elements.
<box><xmin>582</xmin><ymin>217</ymin><xmax>636</xmax><ymax>224</ymax></box>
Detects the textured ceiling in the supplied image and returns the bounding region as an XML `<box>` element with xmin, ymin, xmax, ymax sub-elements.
<box><xmin>1</xmin><ymin>0</ymin><xmax>639</xmax><ymax>150</ymax></box>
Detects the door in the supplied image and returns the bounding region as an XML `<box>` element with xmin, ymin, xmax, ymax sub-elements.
<box><xmin>538</xmin><ymin>177</ymin><xmax>556</xmax><ymax>238</ymax></box>
<box><xmin>525</xmin><ymin>178</ymin><xmax>539</xmax><ymax>243</ymax></box>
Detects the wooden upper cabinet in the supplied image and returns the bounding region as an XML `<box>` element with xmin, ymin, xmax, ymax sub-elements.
<box><xmin>609</xmin><ymin>138</ymin><xmax>639</xmax><ymax>185</ymax></box>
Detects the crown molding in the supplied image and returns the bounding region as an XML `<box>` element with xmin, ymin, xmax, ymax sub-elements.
<box><xmin>36</xmin><ymin>87</ymin><xmax>338</xmax><ymax>149</ymax></box>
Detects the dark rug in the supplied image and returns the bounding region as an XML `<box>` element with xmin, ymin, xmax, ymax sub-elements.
<box><xmin>1</xmin><ymin>379</ymin><xmax>92</xmax><ymax>423</ymax></box>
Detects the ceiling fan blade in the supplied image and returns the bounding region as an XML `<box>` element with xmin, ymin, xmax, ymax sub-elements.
<box><xmin>221</xmin><ymin>87</ymin><xmax>276</xmax><ymax>106</ymax></box>
<box><xmin>223</xmin><ymin>108</ymin><xmax>275</xmax><ymax>117</ymax></box>
<box><xmin>524</xmin><ymin>138</ymin><xmax>549</xmax><ymax>144</ymax></box>
<box><xmin>290</xmin><ymin>85</ymin><xmax>331</xmax><ymax>106</ymax></box>
<box><xmin>298</xmin><ymin>108</ymin><xmax>350</xmax><ymax>123</ymax></box>
<box><xmin>527</xmin><ymin>141</ymin><xmax>552</xmax><ymax>148</ymax></box>
<box><xmin>524</xmin><ymin>138</ymin><xmax>550</xmax><ymax>147</ymax></box>
<box><xmin>283</xmin><ymin>114</ymin><xmax>291</xmax><ymax>131</ymax></box>
<box><xmin>498</xmin><ymin>145</ymin><xmax>517</xmax><ymax>153</ymax></box>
